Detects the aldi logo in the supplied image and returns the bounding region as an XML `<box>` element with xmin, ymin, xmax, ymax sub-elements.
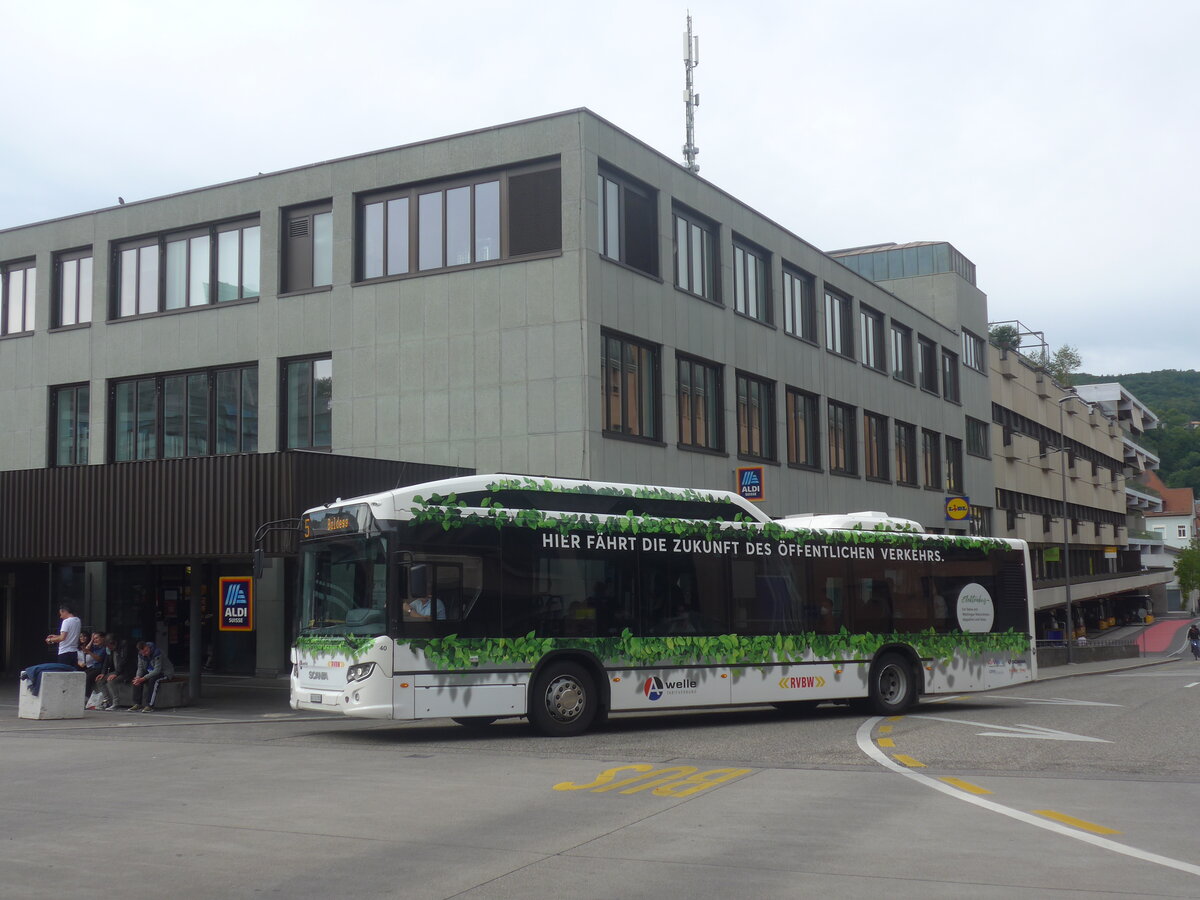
<box><xmin>737</xmin><ymin>466</ymin><xmax>765</xmax><ymax>502</ymax></box>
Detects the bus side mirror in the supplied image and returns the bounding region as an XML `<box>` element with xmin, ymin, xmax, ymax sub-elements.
<box><xmin>409</xmin><ymin>563</ymin><xmax>428</xmax><ymax>599</ymax></box>
<box><xmin>252</xmin><ymin>548</ymin><xmax>264</xmax><ymax>581</ymax></box>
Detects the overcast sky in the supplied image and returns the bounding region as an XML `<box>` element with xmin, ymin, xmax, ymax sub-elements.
<box><xmin>3</xmin><ymin>0</ymin><xmax>1196</xmax><ymax>375</ymax></box>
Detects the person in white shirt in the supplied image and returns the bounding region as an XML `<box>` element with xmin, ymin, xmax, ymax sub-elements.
<box><xmin>45</xmin><ymin>605</ymin><xmax>82</xmax><ymax>668</ymax></box>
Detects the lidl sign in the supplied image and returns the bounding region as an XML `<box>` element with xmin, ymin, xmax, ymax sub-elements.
<box><xmin>945</xmin><ymin>496</ymin><xmax>970</xmax><ymax>521</ymax></box>
<box><xmin>218</xmin><ymin>576</ymin><xmax>254</xmax><ymax>632</ymax></box>
<box><xmin>737</xmin><ymin>467</ymin><xmax>765</xmax><ymax>502</ymax></box>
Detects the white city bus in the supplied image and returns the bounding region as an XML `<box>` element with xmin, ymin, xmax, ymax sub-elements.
<box><xmin>289</xmin><ymin>475</ymin><xmax>1035</xmax><ymax>735</ymax></box>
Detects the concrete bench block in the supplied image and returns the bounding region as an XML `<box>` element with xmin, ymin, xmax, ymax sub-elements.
<box><xmin>19</xmin><ymin>671</ymin><xmax>86</xmax><ymax>719</ymax></box>
<box><xmin>115</xmin><ymin>677</ymin><xmax>190</xmax><ymax>708</ymax></box>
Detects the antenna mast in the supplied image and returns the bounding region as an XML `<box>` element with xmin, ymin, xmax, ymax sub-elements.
<box><xmin>683</xmin><ymin>12</ymin><xmax>700</xmax><ymax>173</ymax></box>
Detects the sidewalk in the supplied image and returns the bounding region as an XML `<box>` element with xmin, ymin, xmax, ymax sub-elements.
<box><xmin>1037</xmin><ymin>611</ymin><xmax>1199</xmax><ymax>681</ymax></box>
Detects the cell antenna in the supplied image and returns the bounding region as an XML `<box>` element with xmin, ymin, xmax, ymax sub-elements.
<box><xmin>682</xmin><ymin>12</ymin><xmax>700</xmax><ymax>173</ymax></box>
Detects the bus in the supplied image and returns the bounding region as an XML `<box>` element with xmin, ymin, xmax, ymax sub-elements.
<box><xmin>288</xmin><ymin>475</ymin><xmax>1035</xmax><ymax>735</ymax></box>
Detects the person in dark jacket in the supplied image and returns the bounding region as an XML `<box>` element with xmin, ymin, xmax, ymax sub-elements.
<box><xmin>97</xmin><ymin>635</ymin><xmax>135</xmax><ymax>710</ymax></box>
<box><xmin>129</xmin><ymin>641</ymin><xmax>175</xmax><ymax>712</ymax></box>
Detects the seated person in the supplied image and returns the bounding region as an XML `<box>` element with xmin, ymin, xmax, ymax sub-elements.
<box><xmin>97</xmin><ymin>635</ymin><xmax>135</xmax><ymax>711</ymax></box>
<box><xmin>82</xmin><ymin>632</ymin><xmax>107</xmax><ymax>698</ymax></box>
<box><xmin>403</xmin><ymin>593</ymin><xmax>447</xmax><ymax>621</ymax></box>
<box><xmin>129</xmin><ymin>641</ymin><xmax>175</xmax><ymax>712</ymax></box>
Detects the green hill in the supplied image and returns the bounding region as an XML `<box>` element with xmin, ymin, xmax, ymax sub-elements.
<box><xmin>1073</xmin><ymin>370</ymin><xmax>1200</xmax><ymax>493</ymax></box>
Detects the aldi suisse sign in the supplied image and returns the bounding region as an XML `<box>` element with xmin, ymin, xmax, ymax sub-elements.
<box><xmin>737</xmin><ymin>467</ymin><xmax>765</xmax><ymax>502</ymax></box>
<box><xmin>218</xmin><ymin>576</ymin><xmax>254</xmax><ymax>632</ymax></box>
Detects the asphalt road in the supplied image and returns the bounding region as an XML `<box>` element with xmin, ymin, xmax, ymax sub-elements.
<box><xmin>3</xmin><ymin>660</ymin><xmax>1199</xmax><ymax>899</ymax></box>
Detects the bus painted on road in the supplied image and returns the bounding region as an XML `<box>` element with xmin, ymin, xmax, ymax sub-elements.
<box><xmin>289</xmin><ymin>475</ymin><xmax>1035</xmax><ymax>735</ymax></box>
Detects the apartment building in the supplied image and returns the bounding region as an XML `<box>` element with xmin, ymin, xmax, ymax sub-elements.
<box><xmin>0</xmin><ymin>109</ymin><xmax>996</xmax><ymax>677</ymax></box>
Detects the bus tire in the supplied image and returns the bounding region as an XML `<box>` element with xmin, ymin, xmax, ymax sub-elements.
<box><xmin>868</xmin><ymin>652</ymin><xmax>916</xmax><ymax>715</ymax></box>
<box><xmin>529</xmin><ymin>661</ymin><xmax>596</xmax><ymax>737</ymax></box>
<box><xmin>451</xmin><ymin>717</ymin><xmax>497</xmax><ymax>728</ymax></box>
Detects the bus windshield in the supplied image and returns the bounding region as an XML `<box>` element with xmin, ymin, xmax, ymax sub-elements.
<box><xmin>298</xmin><ymin>534</ymin><xmax>389</xmax><ymax>636</ymax></box>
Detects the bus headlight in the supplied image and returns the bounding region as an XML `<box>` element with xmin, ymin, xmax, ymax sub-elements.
<box><xmin>346</xmin><ymin>662</ymin><xmax>376</xmax><ymax>683</ymax></box>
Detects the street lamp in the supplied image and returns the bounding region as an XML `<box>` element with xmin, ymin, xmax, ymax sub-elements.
<box><xmin>1056</xmin><ymin>393</ymin><xmax>1078</xmax><ymax>664</ymax></box>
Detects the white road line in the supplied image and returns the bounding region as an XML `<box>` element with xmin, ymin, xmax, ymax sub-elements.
<box><xmin>855</xmin><ymin>717</ymin><xmax>1200</xmax><ymax>877</ymax></box>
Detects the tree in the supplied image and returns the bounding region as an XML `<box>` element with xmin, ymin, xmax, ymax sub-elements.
<box><xmin>1035</xmin><ymin>344</ymin><xmax>1083</xmax><ymax>387</ymax></box>
<box><xmin>988</xmin><ymin>324</ymin><xmax>1021</xmax><ymax>351</ymax></box>
<box><xmin>1175</xmin><ymin>536</ymin><xmax>1200</xmax><ymax>613</ymax></box>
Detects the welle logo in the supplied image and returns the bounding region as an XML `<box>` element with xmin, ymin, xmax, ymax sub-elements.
<box><xmin>643</xmin><ymin>676</ymin><xmax>698</xmax><ymax>701</ymax></box>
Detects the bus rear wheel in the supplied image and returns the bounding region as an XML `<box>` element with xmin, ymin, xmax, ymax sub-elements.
<box><xmin>868</xmin><ymin>653</ymin><xmax>916</xmax><ymax>715</ymax></box>
<box><xmin>530</xmin><ymin>661</ymin><xmax>596</xmax><ymax>737</ymax></box>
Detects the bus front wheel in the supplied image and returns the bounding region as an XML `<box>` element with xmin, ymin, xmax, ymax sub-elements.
<box><xmin>530</xmin><ymin>661</ymin><xmax>596</xmax><ymax>737</ymax></box>
<box><xmin>868</xmin><ymin>653</ymin><xmax>916</xmax><ymax>715</ymax></box>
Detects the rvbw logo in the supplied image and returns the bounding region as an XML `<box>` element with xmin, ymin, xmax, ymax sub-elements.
<box><xmin>643</xmin><ymin>675</ymin><xmax>698</xmax><ymax>701</ymax></box>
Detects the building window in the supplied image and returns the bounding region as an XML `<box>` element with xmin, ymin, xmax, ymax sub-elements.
<box><xmin>828</xmin><ymin>400</ymin><xmax>857</xmax><ymax>476</ymax></box>
<box><xmin>782</xmin><ymin>266</ymin><xmax>816</xmax><ymax>342</ymax></box>
<box><xmin>942</xmin><ymin>349</ymin><xmax>961</xmax><ymax>403</ymax></box>
<box><xmin>922</xmin><ymin>428</ymin><xmax>941</xmax><ymax>489</ymax></box>
<box><xmin>282</xmin><ymin>356</ymin><xmax>332</xmax><ymax>451</ymax></box>
<box><xmin>115</xmin><ymin>219</ymin><xmax>260</xmax><ymax>318</ymax></box>
<box><xmin>50</xmin><ymin>384</ymin><xmax>89</xmax><ymax>466</ymax></box>
<box><xmin>598</xmin><ymin>166</ymin><xmax>658</xmax><ymax>276</ymax></box>
<box><xmin>602</xmin><ymin>332</ymin><xmax>660</xmax><ymax>440</ymax></box>
<box><xmin>895</xmin><ymin>421</ymin><xmax>917</xmax><ymax>486</ymax></box>
<box><xmin>918</xmin><ymin>336</ymin><xmax>939</xmax><ymax>394</ymax></box>
<box><xmin>860</xmin><ymin>306</ymin><xmax>885</xmax><ymax>372</ymax></box>
<box><xmin>283</xmin><ymin>203</ymin><xmax>333</xmax><ymax>293</ymax></box>
<box><xmin>673</xmin><ymin>207</ymin><xmax>718</xmax><ymax>301</ymax></box>
<box><xmin>111</xmin><ymin>365</ymin><xmax>258</xmax><ymax>461</ymax></box>
<box><xmin>733</xmin><ymin>237</ymin><xmax>770</xmax><ymax>323</ymax></box>
<box><xmin>864</xmin><ymin>411</ymin><xmax>889</xmax><ymax>481</ymax></box>
<box><xmin>785</xmin><ymin>387</ymin><xmax>820</xmax><ymax>469</ymax></box>
<box><xmin>891</xmin><ymin>322</ymin><xmax>913</xmax><ymax>383</ymax></box>
<box><xmin>825</xmin><ymin>289</ymin><xmax>854</xmax><ymax>358</ymax></box>
<box><xmin>966</xmin><ymin>417</ymin><xmax>990</xmax><ymax>458</ymax></box>
<box><xmin>54</xmin><ymin>249</ymin><xmax>93</xmax><ymax>327</ymax></box>
<box><xmin>736</xmin><ymin>372</ymin><xmax>775</xmax><ymax>460</ymax></box>
<box><xmin>962</xmin><ymin>329</ymin><xmax>987</xmax><ymax>373</ymax></box>
<box><xmin>946</xmin><ymin>436</ymin><xmax>964</xmax><ymax>493</ymax></box>
<box><xmin>1</xmin><ymin>258</ymin><xmax>36</xmax><ymax>335</ymax></box>
<box><xmin>1179</xmin><ymin>525</ymin><xmax>1188</xmax><ymax>539</ymax></box>
<box><xmin>677</xmin><ymin>354</ymin><xmax>723</xmax><ymax>451</ymax></box>
<box><xmin>361</xmin><ymin>163</ymin><xmax>560</xmax><ymax>280</ymax></box>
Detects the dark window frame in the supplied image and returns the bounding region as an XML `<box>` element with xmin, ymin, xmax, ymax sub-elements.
<box><xmin>859</xmin><ymin>304</ymin><xmax>886</xmax><ymax>372</ymax></box>
<box><xmin>785</xmin><ymin>386</ymin><xmax>821</xmax><ymax>470</ymax></box>
<box><xmin>962</xmin><ymin>329</ymin><xmax>987</xmax><ymax>373</ymax></box>
<box><xmin>53</xmin><ymin>248</ymin><xmax>93</xmax><ymax>329</ymax></box>
<box><xmin>281</xmin><ymin>355</ymin><xmax>333</xmax><ymax>452</ymax></box>
<box><xmin>864</xmin><ymin>410</ymin><xmax>889</xmax><ymax>481</ymax></box>
<box><xmin>824</xmin><ymin>288</ymin><xmax>855</xmax><ymax>359</ymax></box>
<box><xmin>672</xmin><ymin>205</ymin><xmax>719</xmax><ymax>303</ymax></box>
<box><xmin>736</xmin><ymin>371</ymin><xmax>776</xmax><ymax>462</ymax></box>
<box><xmin>946</xmin><ymin>435</ymin><xmax>965</xmax><ymax>494</ymax></box>
<box><xmin>922</xmin><ymin>428</ymin><xmax>942</xmax><ymax>489</ymax></box>
<box><xmin>602</xmin><ymin>331</ymin><xmax>662</xmax><ymax>442</ymax></box>
<box><xmin>112</xmin><ymin>217</ymin><xmax>261</xmax><ymax>320</ymax></box>
<box><xmin>827</xmin><ymin>399</ymin><xmax>858</xmax><ymax>476</ymax></box>
<box><xmin>890</xmin><ymin>321</ymin><xmax>914</xmax><ymax>384</ymax></box>
<box><xmin>109</xmin><ymin>363</ymin><xmax>258</xmax><ymax>462</ymax></box>
<box><xmin>895</xmin><ymin>421</ymin><xmax>918</xmax><ymax>486</ymax></box>
<box><xmin>282</xmin><ymin>201</ymin><xmax>333</xmax><ymax>294</ymax></box>
<box><xmin>917</xmin><ymin>335</ymin><xmax>939</xmax><ymax>394</ymax></box>
<box><xmin>1</xmin><ymin>257</ymin><xmax>37</xmax><ymax>336</ymax></box>
<box><xmin>49</xmin><ymin>382</ymin><xmax>90</xmax><ymax>467</ymax></box>
<box><xmin>597</xmin><ymin>164</ymin><xmax>658</xmax><ymax>277</ymax></box>
<box><xmin>782</xmin><ymin>264</ymin><xmax>817</xmax><ymax>343</ymax></box>
<box><xmin>966</xmin><ymin>417</ymin><xmax>990</xmax><ymax>458</ymax></box>
<box><xmin>732</xmin><ymin>235</ymin><xmax>771</xmax><ymax>324</ymax></box>
<box><xmin>676</xmin><ymin>352</ymin><xmax>724</xmax><ymax>452</ymax></box>
<box><xmin>942</xmin><ymin>348</ymin><xmax>961</xmax><ymax>403</ymax></box>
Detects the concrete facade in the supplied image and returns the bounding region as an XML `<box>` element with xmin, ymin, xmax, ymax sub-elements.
<box><xmin>0</xmin><ymin>109</ymin><xmax>998</xmax><ymax>673</ymax></box>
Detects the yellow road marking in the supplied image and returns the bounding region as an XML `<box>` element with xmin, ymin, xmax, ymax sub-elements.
<box><xmin>1033</xmin><ymin>810</ymin><xmax>1121</xmax><ymax>835</ymax></box>
<box><xmin>892</xmin><ymin>754</ymin><xmax>925</xmax><ymax>768</ymax></box>
<box><xmin>886</xmin><ymin>716</ymin><xmax>904</xmax><ymax>722</ymax></box>
<box><xmin>877</xmin><ymin>737</ymin><xmax>895</xmax><ymax>748</ymax></box>
<box><xmin>878</xmin><ymin>725</ymin><xmax>893</xmax><ymax>734</ymax></box>
<box><xmin>939</xmin><ymin>777</ymin><xmax>992</xmax><ymax>795</ymax></box>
